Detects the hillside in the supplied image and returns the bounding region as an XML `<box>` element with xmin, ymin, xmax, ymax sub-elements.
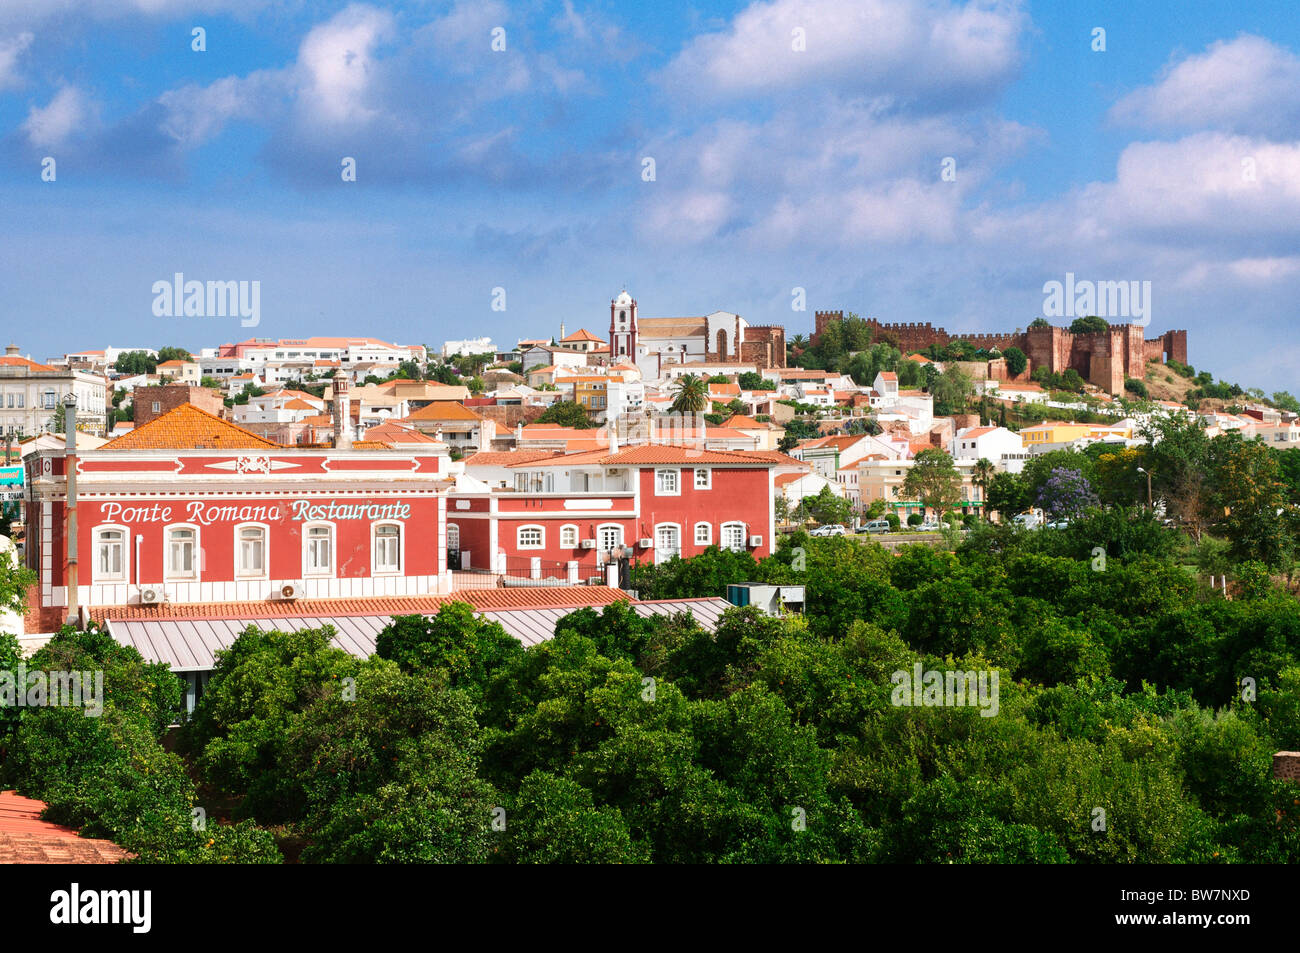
<box><xmin>1143</xmin><ymin>359</ymin><xmax>1197</xmax><ymax>404</ymax></box>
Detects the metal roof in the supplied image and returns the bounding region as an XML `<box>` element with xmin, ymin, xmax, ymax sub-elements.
<box><xmin>106</xmin><ymin>598</ymin><xmax>732</xmax><ymax>672</ymax></box>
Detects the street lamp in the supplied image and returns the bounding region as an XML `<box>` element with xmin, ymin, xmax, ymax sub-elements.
<box><xmin>1136</xmin><ymin>466</ymin><xmax>1152</xmax><ymax>509</ymax></box>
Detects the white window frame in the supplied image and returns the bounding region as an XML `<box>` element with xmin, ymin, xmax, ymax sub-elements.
<box><xmin>372</xmin><ymin>521</ymin><xmax>403</xmax><ymax>575</ymax></box>
<box><xmin>93</xmin><ymin>525</ymin><xmax>129</xmax><ymax>583</ymax></box>
<box><xmin>303</xmin><ymin>522</ymin><xmax>336</xmax><ymax>577</ymax></box>
<box><xmin>559</xmin><ymin>523</ymin><xmax>579</xmax><ymax>549</ymax></box>
<box><xmin>597</xmin><ymin>523</ymin><xmax>624</xmax><ymax>554</ymax></box>
<box><xmin>694</xmin><ymin>522</ymin><xmax>712</xmax><ymax>546</ymax></box>
<box><xmin>655</xmin><ymin>468</ymin><xmax>680</xmax><ymax>496</ymax></box>
<box><xmin>234</xmin><ymin>522</ymin><xmax>269</xmax><ymax>579</ymax></box>
<box><xmin>164</xmin><ymin>523</ymin><xmax>201</xmax><ymax>581</ymax></box>
<box><xmin>517</xmin><ymin>524</ymin><xmax>545</xmax><ymax>550</ymax></box>
<box><xmin>654</xmin><ymin>523</ymin><xmax>681</xmax><ymax>565</ymax></box>
<box><xmin>447</xmin><ymin>522</ymin><xmax>460</xmax><ymax>551</ymax></box>
<box><xmin>721</xmin><ymin>521</ymin><xmax>747</xmax><ymax>552</ymax></box>
<box><xmin>694</xmin><ymin>468</ymin><xmax>711</xmax><ymax>490</ymax></box>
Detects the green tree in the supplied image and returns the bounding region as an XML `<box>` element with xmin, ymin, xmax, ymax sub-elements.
<box><xmin>971</xmin><ymin>458</ymin><xmax>996</xmax><ymax>519</ymax></box>
<box><xmin>901</xmin><ymin>449</ymin><xmax>962</xmax><ymax>518</ymax></box>
<box><xmin>114</xmin><ymin>351</ymin><xmax>158</xmax><ymax>375</ymax></box>
<box><xmin>1002</xmin><ymin>346</ymin><xmax>1028</xmax><ymax>377</ymax></box>
<box><xmin>670</xmin><ymin>374</ymin><xmax>708</xmax><ymax>414</ymax></box>
<box><xmin>535</xmin><ymin>400</ymin><xmax>593</xmax><ymax>429</ymax></box>
<box><xmin>930</xmin><ymin>365</ymin><xmax>972</xmax><ymax>415</ymax></box>
<box><xmin>1069</xmin><ymin>316</ymin><xmax>1109</xmax><ymax>335</ymax></box>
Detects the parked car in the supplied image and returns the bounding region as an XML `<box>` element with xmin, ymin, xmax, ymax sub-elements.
<box><xmin>1044</xmin><ymin>518</ymin><xmax>1070</xmax><ymax>530</ymax></box>
<box><xmin>1012</xmin><ymin>512</ymin><xmax>1043</xmax><ymax>530</ymax></box>
<box><xmin>810</xmin><ymin>523</ymin><xmax>847</xmax><ymax>537</ymax></box>
<box><xmin>863</xmin><ymin>519</ymin><xmax>892</xmax><ymax>534</ymax></box>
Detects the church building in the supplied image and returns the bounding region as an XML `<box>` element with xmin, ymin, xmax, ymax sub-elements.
<box><xmin>608</xmin><ymin>290</ymin><xmax>786</xmax><ymax>377</ymax></box>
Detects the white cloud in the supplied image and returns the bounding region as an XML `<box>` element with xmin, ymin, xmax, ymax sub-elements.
<box><xmin>659</xmin><ymin>0</ymin><xmax>1025</xmax><ymax>107</ymax></box>
<box><xmin>1111</xmin><ymin>35</ymin><xmax>1300</xmax><ymax>137</ymax></box>
<box><xmin>0</xmin><ymin>31</ymin><xmax>33</xmax><ymax>90</ymax></box>
<box><xmin>21</xmin><ymin>85</ymin><xmax>88</xmax><ymax>148</ymax></box>
<box><xmin>294</xmin><ymin>4</ymin><xmax>394</xmax><ymax>126</ymax></box>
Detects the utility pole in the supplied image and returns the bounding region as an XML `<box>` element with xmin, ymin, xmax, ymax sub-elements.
<box><xmin>1137</xmin><ymin>466</ymin><xmax>1153</xmax><ymax>509</ymax></box>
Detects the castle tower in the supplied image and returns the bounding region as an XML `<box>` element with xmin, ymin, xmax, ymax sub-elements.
<box><xmin>610</xmin><ymin>289</ymin><xmax>637</xmax><ymax>360</ymax></box>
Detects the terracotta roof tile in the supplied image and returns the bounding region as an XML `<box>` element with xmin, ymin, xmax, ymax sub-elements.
<box><xmin>0</xmin><ymin>791</ymin><xmax>133</xmax><ymax>864</ymax></box>
<box><xmin>102</xmin><ymin>403</ymin><xmax>280</xmax><ymax>450</ymax></box>
<box><xmin>89</xmin><ymin>586</ymin><xmax>630</xmax><ymax>622</ymax></box>
<box><xmin>560</xmin><ymin>328</ymin><xmax>604</xmax><ymax>343</ymax></box>
<box><xmin>405</xmin><ymin>401</ymin><xmax>485</xmax><ymax>422</ymax></box>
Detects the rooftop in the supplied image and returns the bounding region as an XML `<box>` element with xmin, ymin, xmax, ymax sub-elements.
<box><xmin>101</xmin><ymin>403</ymin><xmax>280</xmax><ymax>450</ymax></box>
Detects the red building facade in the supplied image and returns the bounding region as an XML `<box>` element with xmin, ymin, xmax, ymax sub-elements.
<box><xmin>21</xmin><ymin>406</ymin><xmax>778</xmax><ymax>629</ymax></box>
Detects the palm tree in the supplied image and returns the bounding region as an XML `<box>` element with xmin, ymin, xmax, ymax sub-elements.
<box><xmin>790</xmin><ymin>334</ymin><xmax>808</xmax><ymax>352</ymax></box>
<box><xmin>670</xmin><ymin>373</ymin><xmax>708</xmax><ymax>414</ymax></box>
<box><xmin>972</xmin><ymin>457</ymin><xmax>996</xmax><ymax>520</ymax></box>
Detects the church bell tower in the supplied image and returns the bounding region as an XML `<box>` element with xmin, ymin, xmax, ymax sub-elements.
<box><xmin>609</xmin><ymin>289</ymin><xmax>637</xmax><ymax>361</ymax></box>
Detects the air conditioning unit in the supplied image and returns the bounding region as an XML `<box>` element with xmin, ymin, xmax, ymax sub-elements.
<box><xmin>139</xmin><ymin>587</ymin><xmax>163</xmax><ymax>606</ymax></box>
<box><xmin>278</xmin><ymin>583</ymin><xmax>300</xmax><ymax>600</ymax></box>
<box><xmin>581</xmin><ymin>539</ymin><xmax>597</xmax><ymax>549</ymax></box>
<box><xmin>748</xmin><ymin>535</ymin><xmax>763</xmax><ymax>547</ymax></box>
<box><xmin>638</xmin><ymin>538</ymin><xmax>653</xmax><ymax>548</ymax></box>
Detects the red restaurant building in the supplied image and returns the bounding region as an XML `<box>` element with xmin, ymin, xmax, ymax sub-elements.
<box><xmin>22</xmin><ymin>403</ymin><xmax>778</xmax><ymax>630</ymax></box>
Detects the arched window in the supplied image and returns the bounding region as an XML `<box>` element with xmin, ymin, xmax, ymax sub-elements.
<box><xmin>721</xmin><ymin>522</ymin><xmax>747</xmax><ymax>552</ymax></box>
<box><xmin>373</xmin><ymin>522</ymin><xmax>402</xmax><ymax>574</ymax></box>
<box><xmin>93</xmin><ymin>527</ymin><xmax>128</xmax><ymax>582</ymax></box>
<box><xmin>517</xmin><ymin>524</ymin><xmax>545</xmax><ymax>550</ymax></box>
<box><xmin>165</xmin><ymin>525</ymin><xmax>200</xmax><ymax>579</ymax></box>
<box><xmin>235</xmin><ymin>524</ymin><xmax>268</xmax><ymax>578</ymax></box>
<box><xmin>304</xmin><ymin>523</ymin><xmax>334</xmax><ymax>576</ymax></box>
<box><xmin>597</xmin><ymin>523</ymin><xmax>623</xmax><ymax>553</ymax></box>
<box><xmin>559</xmin><ymin>524</ymin><xmax>579</xmax><ymax>548</ymax></box>
<box><xmin>447</xmin><ymin>523</ymin><xmax>461</xmax><ymax>551</ymax></box>
<box><xmin>694</xmin><ymin>522</ymin><xmax>711</xmax><ymax>546</ymax></box>
<box><xmin>654</xmin><ymin>523</ymin><xmax>681</xmax><ymax>565</ymax></box>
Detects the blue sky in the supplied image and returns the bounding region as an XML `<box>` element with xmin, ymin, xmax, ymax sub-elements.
<box><xmin>2</xmin><ymin>0</ymin><xmax>1299</xmax><ymax>390</ymax></box>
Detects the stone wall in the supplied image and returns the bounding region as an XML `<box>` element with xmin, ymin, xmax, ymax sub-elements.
<box><xmin>812</xmin><ymin>312</ymin><xmax>1187</xmax><ymax>395</ymax></box>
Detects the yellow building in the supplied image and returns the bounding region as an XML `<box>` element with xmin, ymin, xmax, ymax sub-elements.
<box><xmin>571</xmin><ymin>377</ymin><xmax>609</xmax><ymax>412</ymax></box>
<box><xmin>1019</xmin><ymin>422</ymin><xmax>1094</xmax><ymax>447</ymax></box>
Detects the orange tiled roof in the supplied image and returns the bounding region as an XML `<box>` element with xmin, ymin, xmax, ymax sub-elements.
<box><xmin>462</xmin><ymin>449</ymin><xmax>562</xmax><ymax>466</ymax></box>
<box><xmin>365</xmin><ymin>421</ymin><xmax>438</xmax><ymax>444</ymax></box>
<box><xmin>0</xmin><ymin>791</ymin><xmax>133</xmax><ymax>864</ymax></box>
<box><xmin>560</xmin><ymin>328</ymin><xmax>604</xmax><ymax>343</ymax></box>
<box><xmin>0</xmin><ymin>356</ymin><xmax>57</xmax><ymax>373</ymax></box>
<box><xmin>102</xmin><ymin>403</ymin><xmax>280</xmax><ymax>450</ymax></box>
<box><xmin>719</xmin><ymin>414</ymin><xmax>761</xmax><ymax>428</ymax></box>
<box><xmin>90</xmin><ymin>586</ymin><xmax>631</xmax><ymax>622</ymax></box>
<box><xmin>405</xmin><ymin>401</ymin><xmax>484</xmax><ymax>422</ymax></box>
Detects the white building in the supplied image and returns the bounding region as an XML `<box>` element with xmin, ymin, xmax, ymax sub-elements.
<box><xmin>0</xmin><ymin>346</ymin><xmax>108</xmax><ymax>436</ymax></box>
<box><xmin>442</xmin><ymin>337</ymin><xmax>497</xmax><ymax>359</ymax></box>
<box><xmin>950</xmin><ymin>425</ymin><xmax>1028</xmax><ymax>474</ymax></box>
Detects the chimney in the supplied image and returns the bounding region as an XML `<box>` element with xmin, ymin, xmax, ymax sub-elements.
<box><xmin>332</xmin><ymin>369</ymin><xmax>352</xmax><ymax>450</ymax></box>
<box><xmin>1275</xmin><ymin>751</ymin><xmax>1300</xmax><ymax>783</ymax></box>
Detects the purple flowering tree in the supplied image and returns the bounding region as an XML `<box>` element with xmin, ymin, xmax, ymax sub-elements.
<box><xmin>1036</xmin><ymin>467</ymin><xmax>1099</xmax><ymax>519</ymax></box>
